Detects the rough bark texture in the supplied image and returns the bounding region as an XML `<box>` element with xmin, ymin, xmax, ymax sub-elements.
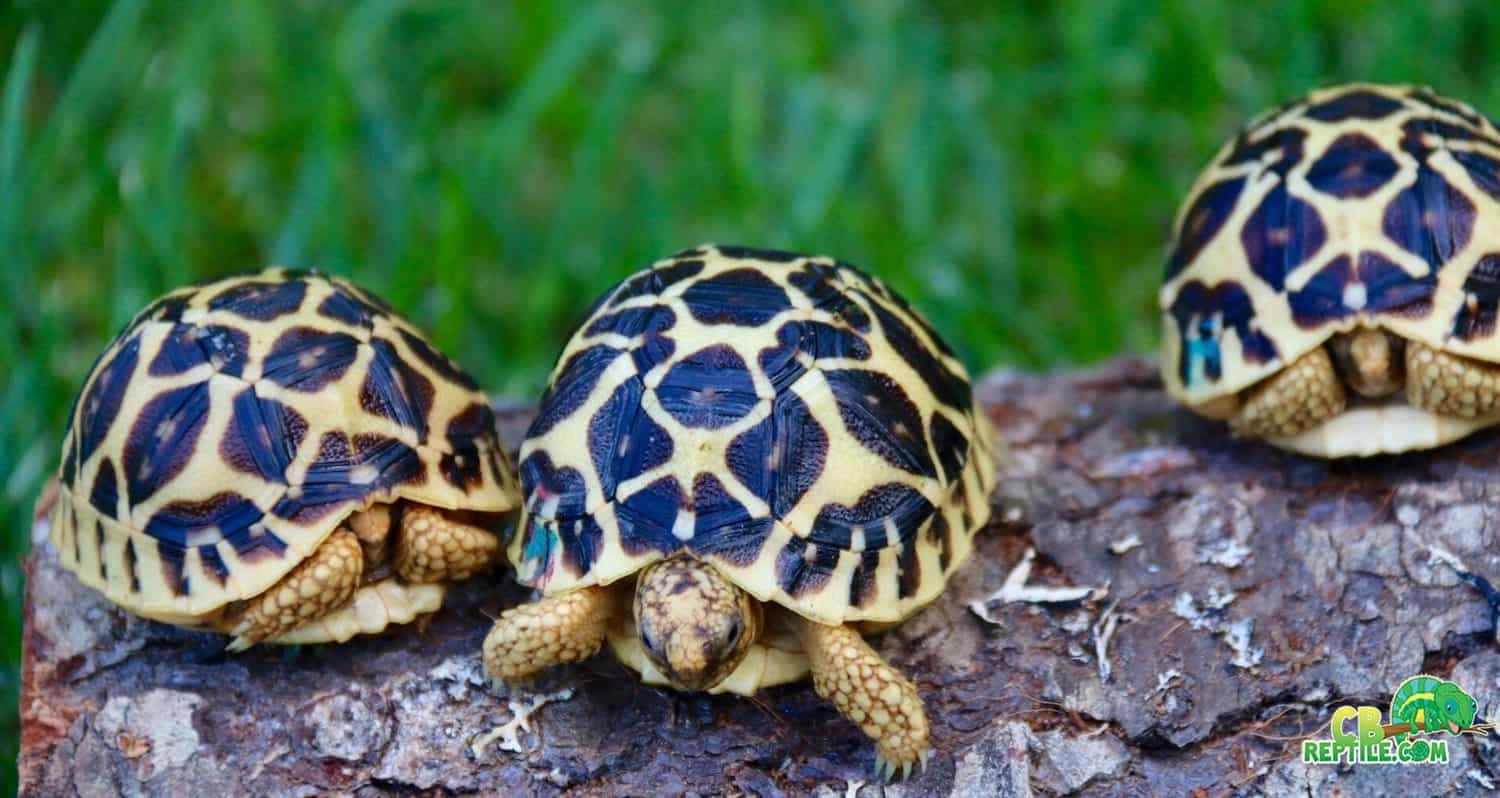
<box><xmin>20</xmin><ymin>357</ymin><xmax>1500</xmax><ymax>797</ymax></box>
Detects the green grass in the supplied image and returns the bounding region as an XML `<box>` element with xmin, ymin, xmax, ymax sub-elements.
<box><xmin>3</xmin><ymin>1</ymin><xmax>1500</xmax><ymax>792</ymax></box>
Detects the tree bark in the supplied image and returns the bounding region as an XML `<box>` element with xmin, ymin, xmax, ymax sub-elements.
<box><xmin>20</xmin><ymin>357</ymin><xmax>1500</xmax><ymax>797</ymax></box>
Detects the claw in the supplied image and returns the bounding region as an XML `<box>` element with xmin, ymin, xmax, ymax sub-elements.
<box><xmin>918</xmin><ymin>749</ymin><xmax>931</xmax><ymax>773</ymax></box>
<box><xmin>225</xmin><ymin>635</ymin><xmax>253</xmax><ymax>653</ymax></box>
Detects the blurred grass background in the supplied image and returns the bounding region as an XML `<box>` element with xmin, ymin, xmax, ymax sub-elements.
<box><xmin>3</xmin><ymin>0</ymin><xmax>1500</xmax><ymax>791</ymax></box>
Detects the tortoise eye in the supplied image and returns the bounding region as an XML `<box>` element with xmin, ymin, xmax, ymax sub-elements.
<box><xmin>727</xmin><ymin>618</ymin><xmax>743</xmax><ymax>645</ymax></box>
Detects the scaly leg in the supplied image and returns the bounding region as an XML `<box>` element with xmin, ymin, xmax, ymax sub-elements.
<box><xmin>224</xmin><ymin>529</ymin><xmax>363</xmax><ymax>651</ymax></box>
<box><xmin>793</xmin><ymin>618</ymin><xmax>929</xmax><ymax>781</ymax></box>
<box><xmin>482</xmin><ymin>586</ymin><xmax>614</xmax><ymax>683</ymax></box>
<box><xmin>1231</xmin><ymin>346</ymin><xmax>1346</xmax><ymax>439</ymax></box>
<box><xmin>393</xmin><ymin>504</ymin><xmax>503</xmax><ymax>583</ymax></box>
<box><xmin>1406</xmin><ymin>341</ymin><xmax>1500</xmax><ymax>418</ymax></box>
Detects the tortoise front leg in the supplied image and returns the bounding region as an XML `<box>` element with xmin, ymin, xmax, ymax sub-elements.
<box><xmin>393</xmin><ymin>504</ymin><xmax>503</xmax><ymax>583</ymax></box>
<box><xmin>223</xmin><ymin>529</ymin><xmax>363</xmax><ymax>651</ymax></box>
<box><xmin>792</xmin><ymin>617</ymin><xmax>930</xmax><ymax>781</ymax></box>
<box><xmin>482</xmin><ymin>586</ymin><xmax>614</xmax><ymax>683</ymax></box>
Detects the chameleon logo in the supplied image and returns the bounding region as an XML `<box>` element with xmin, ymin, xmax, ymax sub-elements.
<box><xmin>1301</xmin><ymin>675</ymin><xmax>1491</xmax><ymax>766</ymax></box>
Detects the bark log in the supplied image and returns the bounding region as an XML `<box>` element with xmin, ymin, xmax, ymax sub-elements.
<box><xmin>20</xmin><ymin>357</ymin><xmax>1500</xmax><ymax>797</ymax></box>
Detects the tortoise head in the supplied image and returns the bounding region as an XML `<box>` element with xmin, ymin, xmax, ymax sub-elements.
<box><xmin>1434</xmin><ymin>681</ymin><xmax>1477</xmax><ymax>733</ymax></box>
<box><xmin>633</xmin><ymin>556</ymin><xmax>762</xmax><ymax>692</ymax></box>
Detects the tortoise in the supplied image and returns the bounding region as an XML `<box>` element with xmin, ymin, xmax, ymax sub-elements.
<box><xmin>481</xmin><ymin>245</ymin><xmax>996</xmax><ymax>778</ymax></box>
<box><xmin>51</xmin><ymin>268</ymin><xmax>520</xmax><ymax>650</ymax></box>
<box><xmin>1160</xmin><ymin>83</ymin><xmax>1500</xmax><ymax>456</ymax></box>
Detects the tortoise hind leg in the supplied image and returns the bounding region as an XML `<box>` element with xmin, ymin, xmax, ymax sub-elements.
<box><xmin>223</xmin><ymin>529</ymin><xmax>363</xmax><ymax>652</ymax></box>
<box><xmin>1406</xmin><ymin>341</ymin><xmax>1500</xmax><ymax>418</ymax></box>
<box><xmin>792</xmin><ymin>618</ymin><xmax>929</xmax><ymax>781</ymax></box>
<box><xmin>1231</xmin><ymin>346</ymin><xmax>1346</xmax><ymax>439</ymax></box>
<box><xmin>482</xmin><ymin>586</ymin><xmax>614</xmax><ymax>683</ymax></box>
<box><xmin>393</xmin><ymin>504</ymin><xmax>503</xmax><ymax>583</ymax></box>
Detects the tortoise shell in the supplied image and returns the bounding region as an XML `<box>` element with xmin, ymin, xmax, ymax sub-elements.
<box><xmin>508</xmin><ymin>245</ymin><xmax>997</xmax><ymax>625</ymax></box>
<box><xmin>52</xmin><ymin>269</ymin><xmax>519</xmax><ymax>625</ymax></box>
<box><xmin>1161</xmin><ymin>83</ymin><xmax>1500</xmax><ymax>409</ymax></box>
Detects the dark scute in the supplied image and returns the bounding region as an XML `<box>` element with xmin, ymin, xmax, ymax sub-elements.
<box><xmin>589</xmin><ymin>378</ymin><xmax>671</xmax><ymax>500</ymax></box>
<box><xmin>1403</xmin><ymin>116</ymin><xmax>1487</xmax><ymax>149</ymax></box>
<box><xmin>929</xmin><ymin>413</ymin><xmax>970</xmax><ymax>484</ymax></box>
<box><xmin>585</xmin><ymin>305</ymin><xmax>677</xmax><ymax>339</ymax></box>
<box><xmin>774</xmin><ymin>537</ymin><xmax>834</xmax><ymax>600</ymax></box>
<box><xmin>1240</xmin><ymin>181</ymin><xmax>1327</xmax><ymax>292</ymax></box>
<box><xmin>1409</xmin><ymin>88</ymin><xmax>1485</xmax><ymax>128</ymax></box>
<box><xmin>1167</xmin><ymin>280</ymin><xmax>1280</xmax><ymax>387</ymax></box>
<box><xmin>89</xmin><ymin>457</ymin><xmax>120</xmax><ymax>518</ymax></box>
<box><xmin>1164</xmin><ymin>176</ymin><xmax>1248</xmax><ymax>281</ymax></box>
<box><xmin>397</xmin><ymin>328</ymin><xmax>481</xmax><ymax>391</ymax></box>
<box><xmin>825</xmin><ymin>369</ymin><xmax>935</xmax><ymax>477</ymax></box>
<box><xmin>1288</xmin><ymin>256</ymin><xmax>1356</xmax><ymax>328</ymax></box>
<box><xmin>123</xmin><ymin>382</ymin><xmax>212</xmax><ymax>507</ymax></box>
<box><xmin>360</xmin><ymin>338</ymin><xmax>436</xmax><ymax>442</ymax></box>
<box><xmin>528</xmin><ymin>344</ymin><xmax>624</xmax><ymax>438</ymax></box>
<box><xmin>145</xmin><ymin>492</ymin><xmax>265</xmax><ymax>551</ymax></box>
<box><xmin>775</xmin><ymin>536</ymin><xmax>840</xmax><ymax>598</ymax></box>
<box><xmin>261</xmin><ymin>327</ymin><xmax>361</xmax><ymax>392</ymax></box>
<box><xmin>681</xmin><ymin>267</ymin><xmax>793</xmax><ymax>327</ymax></box>
<box><xmin>690</xmin><ymin>471</ymin><xmax>762</xmax><ymax>540</ymax></box>
<box><xmin>690</xmin><ymin>473</ymin><xmax>769</xmax><ymax>547</ymax></box>
<box><xmin>1220</xmin><ymin>125</ymin><xmax>1306</xmax><ymax>170</ymax></box>
<box><xmin>615</xmin><ymin>476</ymin><xmax>686</xmax><ymax>555</ymax></box>
<box><xmin>630</xmin><ymin>322</ymin><xmax>677</xmax><ymax>376</ymax></box>
<box><xmin>441</xmin><ymin>403</ymin><xmax>496</xmax><ymax>492</ymax></box>
<box><xmin>127</xmin><ymin>293</ymin><xmax>189</xmax><ymax>334</ymax></box>
<box><xmin>1451</xmin><ymin>150</ymin><xmax>1500</xmax><ymax>201</ymax></box>
<box><xmin>788</xmin><ymin>262</ymin><xmax>871</xmax><ymax>332</ymax></box>
<box><xmin>712</xmin><ymin>245</ymin><xmax>804</xmax><ymax>262</ymax></box>
<box><xmin>758</xmin><ymin>322</ymin><xmax>810</xmax><ymax>391</ymax></box>
<box><xmin>316</xmin><ymin>290</ymin><xmax>379</xmax><ymax>329</ymax></box>
<box><xmin>609</xmin><ymin>259</ymin><xmax>706</xmax><ymax>307</ymax></box>
<box><xmin>657</xmin><ymin>345</ymin><xmax>760</xmax><ymax>429</ymax></box>
<box><xmin>275</xmin><ymin>432</ymin><xmax>364</xmax><ymax>522</ymax></box>
<box><xmin>1381</xmin><ymin>165</ymin><xmax>1476</xmax><ymax>274</ymax></box>
<box><xmin>1303</xmin><ymin>89</ymin><xmax>1405</xmax><ymax>122</ymax></box>
<box><xmin>558</xmin><ymin>515</ymin><xmax>604</xmax><ymax>576</ymax></box>
<box><xmin>149</xmin><ymin>324</ymin><xmax>251</xmax><ymax>378</ymax></box>
<box><xmin>808</xmin><ymin>483</ymin><xmax>934</xmax><ymax>553</ymax></box>
<box><xmin>158</xmin><ymin>542</ymin><xmax>190</xmax><ymax>597</ymax></box>
<box><xmin>764</xmin><ymin>392</ymin><xmax>827</xmax><ymax>517</ymax></box>
<box><xmin>1306</xmin><ymin>134</ymin><xmax>1400</xmax><ymax>199</ymax></box>
<box><xmin>927</xmin><ymin>511</ymin><xmax>953</xmax><ymax>572</ymax></box>
<box><xmin>76</xmin><ymin>336</ymin><xmax>142</xmax><ymax>468</ymax></box>
<box><xmin>220</xmin><ymin>389</ymin><xmax>308</xmax><ymax>483</ymax></box>
<box><xmin>199</xmin><ymin>545</ymin><xmax>230</xmax><ymax>587</ymax></box>
<box><xmin>1359</xmin><ymin>251</ymin><xmax>1436</xmax><ymax>318</ymax></box>
<box><xmin>274</xmin><ymin>433</ymin><xmax>421</xmax><ymax>524</ymax></box>
<box><xmin>448</xmin><ymin>401</ymin><xmax>495</xmax><ymax>443</ymax></box>
<box><xmin>867</xmin><ymin>300</ymin><xmax>969</xmax><ymax>411</ymax></box>
<box><xmin>125</xmin><ymin>538</ymin><xmax>140</xmax><ymax>592</ymax></box>
<box><xmin>897</xmin><ymin>534</ymin><xmax>922</xmax><ymax>599</ymax></box>
<box><xmin>519</xmin><ymin>450</ymin><xmax>590</xmax><ymax>520</ymax></box>
<box><xmin>61</xmin><ymin>434</ymin><xmax>78</xmax><ymax>486</ymax></box>
<box><xmin>802</xmin><ymin>320</ymin><xmax>872</xmax><ymax>361</ymax></box>
<box><xmin>669</xmin><ymin>245</ymin><xmax>709</xmax><ymax>259</ymax></box>
<box><xmin>95</xmin><ymin>522</ymin><xmax>107</xmax><ymax>580</ymax></box>
<box><xmin>208</xmin><ymin>279</ymin><xmax>308</xmax><ymax>321</ymax></box>
<box><xmin>1453</xmin><ymin>254</ymin><xmax>1500</xmax><ymax>341</ymax></box>
<box><xmin>849</xmin><ymin>551</ymin><xmax>882</xmax><ymax>608</ymax></box>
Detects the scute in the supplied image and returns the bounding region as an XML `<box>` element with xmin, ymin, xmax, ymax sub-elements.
<box><xmin>1161</xmin><ymin>83</ymin><xmax>1500</xmax><ymax>404</ymax></box>
<box><xmin>509</xmin><ymin>245</ymin><xmax>997</xmax><ymax>625</ymax></box>
<box><xmin>52</xmin><ymin>268</ymin><xmax>520</xmax><ymax>622</ymax></box>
